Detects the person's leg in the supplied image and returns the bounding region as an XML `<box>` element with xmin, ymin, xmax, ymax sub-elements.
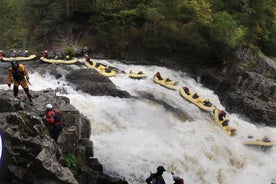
<box><xmin>52</xmin><ymin>125</ymin><xmax>63</xmax><ymax>142</ymax></box>
<box><xmin>13</xmin><ymin>85</ymin><xmax>19</xmax><ymax>98</ymax></box>
<box><xmin>21</xmin><ymin>80</ymin><xmax>32</xmax><ymax>103</ymax></box>
<box><xmin>23</xmin><ymin>87</ymin><xmax>32</xmax><ymax>101</ymax></box>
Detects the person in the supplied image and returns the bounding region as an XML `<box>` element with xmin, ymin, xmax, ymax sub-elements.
<box><xmin>138</xmin><ymin>71</ymin><xmax>143</xmax><ymax>74</ymax></box>
<box><xmin>171</xmin><ymin>172</ymin><xmax>184</xmax><ymax>184</ymax></box>
<box><xmin>65</xmin><ymin>55</ymin><xmax>70</xmax><ymax>60</ymax></box>
<box><xmin>42</xmin><ymin>50</ymin><xmax>48</xmax><ymax>58</ymax></box>
<box><xmin>84</xmin><ymin>54</ymin><xmax>93</xmax><ymax>64</ymax></box>
<box><xmin>218</xmin><ymin>110</ymin><xmax>226</xmax><ymax>121</ymax></box>
<box><xmin>155</xmin><ymin>72</ymin><xmax>163</xmax><ymax>80</ymax></box>
<box><xmin>262</xmin><ymin>135</ymin><xmax>271</xmax><ymax>142</ymax></box>
<box><xmin>192</xmin><ymin>93</ymin><xmax>199</xmax><ymax>99</ymax></box>
<box><xmin>146</xmin><ymin>165</ymin><xmax>166</xmax><ymax>184</ymax></box>
<box><xmin>182</xmin><ymin>87</ymin><xmax>190</xmax><ymax>95</ymax></box>
<box><xmin>11</xmin><ymin>50</ymin><xmax>17</xmax><ymax>57</ymax></box>
<box><xmin>221</xmin><ymin>119</ymin><xmax>229</xmax><ymax>127</ymax></box>
<box><xmin>203</xmin><ymin>98</ymin><xmax>212</xmax><ymax>107</ymax></box>
<box><xmin>44</xmin><ymin>104</ymin><xmax>63</xmax><ymax>142</ymax></box>
<box><xmin>7</xmin><ymin>61</ymin><xmax>32</xmax><ymax>104</ymax></box>
<box><xmin>0</xmin><ymin>50</ymin><xmax>5</xmax><ymax>58</ymax></box>
<box><xmin>165</xmin><ymin>78</ymin><xmax>171</xmax><ymax>82</ymax></box>
<box><xmin>23</xmin><ymin>50</ymin><xmax>29</xmax><ymax>57</ymax></box>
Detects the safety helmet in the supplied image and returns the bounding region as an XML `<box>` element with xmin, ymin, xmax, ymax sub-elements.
<box><xmin>45</xmin><ymin>50</ymin><xmax>48</xmax><ymax>53</ymax></box>
<box><xmin>264</xmin><ymin>135</ymin><xmax>269</xmax><ymax>139</ymax></box>
<box><xmin>46</xmin><ymin>104</ymin><xmax>53</xmax><ymax>109</ymax></box>
<box><xmin>206</xmin><ymin>98</ymin><xmax>210</xmax><ymax>101</ymax></box>
<box><xmin>156</xmin><ymin>72</ymin><xmax>160</xmax><ymax>75</ymax></box>
<box><xmin>25</xmin><ymin>50</ymin><xmax>28</xmax><ymax>53</ymax></box>
<box><xmin>220</xmin><ymin>110</ymin><xmax>226</xmax><ymax>115</ymax></box>
<box><xmin>11</xmin><ymin>60</ymin><xmax>19</xmax><ymax>69</ymax></box>
<box><xmin>157</xmin><ymin>165</ymin><xmax>166</xmax><ymax>172</ymax></box>
<box><xmin>66</xmin><ymin>55</ymin><xmax>69</xmax><ymax>58</ymax></box>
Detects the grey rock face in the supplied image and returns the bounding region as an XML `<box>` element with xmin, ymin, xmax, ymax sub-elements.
<box><xmin>0</xmin><ymin>89</ymin><xmax>127</xmax><ymax>184</ymax></box>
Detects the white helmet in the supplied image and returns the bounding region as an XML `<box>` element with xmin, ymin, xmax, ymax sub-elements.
<box><xmin>46</xmin><ymin>104</ymin><xmax>53</xmax><ymax>109</ymax></box>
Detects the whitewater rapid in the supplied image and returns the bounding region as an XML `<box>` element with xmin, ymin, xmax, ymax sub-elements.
<box><xmin>1</xmin><ymin>59</ymin><xmax>275</xmax><ymax>184</ymax></box>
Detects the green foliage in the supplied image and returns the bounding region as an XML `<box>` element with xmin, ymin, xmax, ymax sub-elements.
<box><xmin>0</xmin><ymin>0</ymin><xmax>276</xmax><ymax>61</ymax></box>
<box><xmin>0</xmin><ymin>0</ymin><xmax>26</xmax><ymax>48</ymax></box>
<box><xmin>210</xmin><ymin>11</ymin><xmax>246</xmax><ymax>49</ymax></box>
<box><xmin>63</xmin><ymin>153</ymin><xmax>84</xmax><ymax>175</ymax></box>
<box><xmin>64</xmin><ymin>45</ymin><xmax>76</xmax><ymax>56</ymax></box>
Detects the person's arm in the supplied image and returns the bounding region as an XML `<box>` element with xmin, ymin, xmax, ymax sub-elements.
<box><xmin>145</xmin><ymin>174</ymin><xmax>152</xmax><ymax>184</ymax></box>
<box><xmin>22</xmin><ymin>65</ymin><xmax>29</xmax><ymax>80</ymax></box>
<box><xmin>46</xmin><ymin>111</ymin><xmax>55</xmax><ymax>124</ymax></box>
<box><xmin>6</xmin><ymin>68</ymin><xmax>13</xmax><ymax>86</ymax></box>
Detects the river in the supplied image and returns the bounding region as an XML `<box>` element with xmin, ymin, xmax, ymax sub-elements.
<box><xmin>10</xmin><ymin>58</ymin><xmax>276</xmax><ymax>184</ymax></box>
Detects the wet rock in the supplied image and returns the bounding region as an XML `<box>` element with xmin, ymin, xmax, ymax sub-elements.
<box><xmin>0</xmin><ymin>89</ymin><xmax>128</xmax><ymax>184</ymax></box>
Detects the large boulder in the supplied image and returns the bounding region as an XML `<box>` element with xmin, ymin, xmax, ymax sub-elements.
<box><xmin>0</xmin><ymin>89</ymin><xmax>128</xmax><ymax>184</ymax></box>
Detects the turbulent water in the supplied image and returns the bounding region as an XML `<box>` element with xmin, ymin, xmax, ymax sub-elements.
<box><xmin>1</xmin><ymin>59</ymin><xmax>276</xmax><ymax>184</ymax></box>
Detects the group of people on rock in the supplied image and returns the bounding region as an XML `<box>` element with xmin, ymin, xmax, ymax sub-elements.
<box><xmin>146</xmin><ymin>165</ymin><xmax>185</xmax><ymax>184</ymax></box>
<box><xmin>5</xmin><ymin>60</ymin><xmax>64</xmax><ymax>142</ymax></box>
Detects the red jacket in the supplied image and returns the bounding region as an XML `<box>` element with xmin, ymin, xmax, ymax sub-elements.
<box><xmin>46</xmin><ymin>110</ymin><xmax>55</xmax><ymax>124</ymax></box>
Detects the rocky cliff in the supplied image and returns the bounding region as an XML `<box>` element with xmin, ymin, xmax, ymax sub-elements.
<box><xmin>0</xmin><ymin>87</ymin><xmax>127</xmax><ymax>184</ymax></box>
<box><xmin>198</xmin><ymin>48</ymin><xmax>276</xmax><ymax>125</ymax></box>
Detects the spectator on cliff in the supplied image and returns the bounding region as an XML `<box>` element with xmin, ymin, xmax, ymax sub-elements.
<box><xmin>43</xmin><ymin>104</ymin><xmax>63</xmax><ymax>142</ymax></box>
<box><xmin>6</xmin><ymin>60</ymin><xmax>32</xmax><ymax>104</ymax></box>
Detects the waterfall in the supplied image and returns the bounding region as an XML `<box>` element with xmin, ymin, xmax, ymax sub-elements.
<box><xmin>1</xmin><ymin>58</ymin><xmax>275</xmax><ymax>184</ymax></box>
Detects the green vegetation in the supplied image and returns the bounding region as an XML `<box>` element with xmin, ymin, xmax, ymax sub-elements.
<box><xmin>0</xmin><ymin>0</ymin><xmax>275</xmax><ymax>65</ymax></box>
<box><xmin>64</xmin><ymin>153</ymin><xmax>84</xmax><ymax>175</ymax></box>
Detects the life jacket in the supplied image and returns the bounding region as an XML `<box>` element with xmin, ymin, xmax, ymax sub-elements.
<box><xmin>192</xmin><ymin>93</ymin><xmax>199</xmax><ymax>99</ymax></box>
<box><xmin>151</xmin><ymin>174</ymin><xmax>165</xmax><ymax>184</ymax></box>
<box><xmin>46</xmin><ymin>109</ymin><xmax>62</xmax><ymax>125</ymax></box>
<box><xmin>12</xmin><ymin>65</ymin><xmax>25</xmax><ymax>82</ymax></box>
<box><xmin>53</xmin><ymin>109</ymin><xmax>62</xmax><ymax>125</ymax></box>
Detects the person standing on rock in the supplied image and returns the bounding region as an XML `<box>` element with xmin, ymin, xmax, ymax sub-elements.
<box><xmin>6</xmin><ymin>60</ymin><xmax>32</xmax><ymax>105</ymax></box>
<box><xmin>43</xmin><ymin>104</ymin><xmax>63</xmax><ymax>142</ymax></box>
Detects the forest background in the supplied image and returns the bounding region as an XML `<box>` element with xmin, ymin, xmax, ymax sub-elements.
<box><xmin>0</xmin><ymin>0</ymin><xmax>275</xmax><ymax>65</ymax></box>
